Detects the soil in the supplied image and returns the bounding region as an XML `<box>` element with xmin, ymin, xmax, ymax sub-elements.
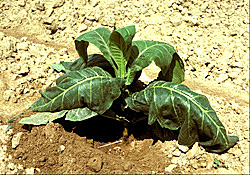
<box><xmin>0</xmin><ymin>0</ymin><xmax>249</xmax><ymax>174</ymax></box>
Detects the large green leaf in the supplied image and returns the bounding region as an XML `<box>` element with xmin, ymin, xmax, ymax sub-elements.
<box><xmin>125</xmin><ymin>81</ymin><xmax>238</xmax><ymax>153</ymax></box>
<box><xmin>126</xmin><ymin>40</ymin><xmax>185</xmax><ymax>85</ymax></box>
<box><xmin>19</xmin><ymin>110</ymin><xmax>67</xmax><ymax>125</ymax></box>
<box><xmin>31</xmin><ymin>67</ymin><xmax>125</xmax><ymax>114</ymax></box>
<box><xmin>75</xmin><ymin>27</ymin><xmax>117</xmax><ymax>72</ymax></box>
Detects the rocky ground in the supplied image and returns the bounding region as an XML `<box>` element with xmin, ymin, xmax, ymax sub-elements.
<box><xmin>0</xmin><ymin>0</ymin><xmax>249</xmax><ymax>174</ymax></box>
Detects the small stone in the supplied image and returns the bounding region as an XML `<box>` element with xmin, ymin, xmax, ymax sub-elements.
<box><xmin>165</xmin><ymin>164</ymin><xmax>177</xmax><ymax>172</ymax></box>
<box><xmin>59</xmin><ymin>145</ymin><xmax>65</xmax><ymax>152</ymax></box>
<box><xmin>86</xmin><ymin>15</ymin><xmax>96</xmax><ymax>21</ymax></box>
<box><xmin>177</xmin><ymin>144</ymin><xmax>189</xmax><ymax>153</ymax></box>
<box><xmin>123</xmin><ymin>162</ymin><xmax>132</xmax><ymax>171</ymax></box>
<box><xmin>87</xmin><ymin>156</ymin><xmax>103</xmax><ymax>172</ymax></box>
<box><xmin>78</xmin><ymin>24</ymin><xmax>88</xmax><ymax>32</ymax></box>
<box><xmin>12</xmin><ymin>132</ymin><xmax>23</xmax><ymax>149</ymax></box>
<box><xmin>172</xmin><ymin>149</ymin><xmax>181</xmax><ymax>157</ymax></box>
<box><xmin>53</xmin><ymin>0</ymin><xmax>65</xmax><ymax>8</ymax></box>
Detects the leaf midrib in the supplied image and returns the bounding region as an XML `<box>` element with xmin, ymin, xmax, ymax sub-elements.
<box><xmin>33</xmin><ymin>75</ymin><xmax>109</xmax><ymax>110</ymax></box>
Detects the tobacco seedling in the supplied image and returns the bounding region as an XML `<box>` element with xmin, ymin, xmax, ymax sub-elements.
<box><xmin>8</xmin><ymin>25</ymin><xmax>238</xmax><ymax>153</ymax></box>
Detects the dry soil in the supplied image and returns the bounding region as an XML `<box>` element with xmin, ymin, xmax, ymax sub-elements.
<box><xmin>0</xmin><ymin>0</ymin><xmax>249</xmax><ymax>174</ymax></box>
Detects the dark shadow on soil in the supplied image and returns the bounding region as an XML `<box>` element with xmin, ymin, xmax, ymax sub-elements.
<box><xmin>52</xmin><ymin>115</ymin><xmax>179</xmax><ymax>144</ymax></box>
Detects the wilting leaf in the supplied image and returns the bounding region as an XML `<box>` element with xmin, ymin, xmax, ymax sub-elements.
<box><xmin>126</xmin><ymin>40</ymin><xmax>185</xmax><ymax>85</ymax></box>
<box><xmin>126</xmin><ymin>81</ymin><xmax>238</xmax><ymax>153</ymax></box>
<box><xmin>157</xmin><ymin>53</ymin><xmax>185</xmax><ymax>83</ymax></box>
<box><xmin>65</xmin><ymin>107</ymin><xmax>98</xmax><ymax>121</ymax></box>
<box><xmin>31</xmin><ymin>67</ymin><xmax>125</xmax><ymax>115</ymax></box>
<box><xmin>19</xmin><ymin>110</ymin><xmax>67</xmax><ymax>125</ymax></box>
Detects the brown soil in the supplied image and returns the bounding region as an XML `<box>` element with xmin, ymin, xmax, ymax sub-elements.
<box><xmin>0</xmin><ymin>0</ymin><xmax>249</xmax><ymax>174</ymax></box>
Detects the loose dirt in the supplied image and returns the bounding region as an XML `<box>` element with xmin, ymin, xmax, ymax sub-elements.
<box><xmin>0</xmin><ymin>0</ymin><xmax>249</xmax><ymax>174</ymax></box>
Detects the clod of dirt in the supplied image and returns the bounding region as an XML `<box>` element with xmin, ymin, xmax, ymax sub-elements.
<box><xmin>87</xmin><ymin>156</ymin><xmax>103</xmax><ymax>172</ymax></box>
<box><xmin>11</xmin><ymin>132</ymin><xmax>23</xmax><ymax>149</ymax></box>
<box><xmin>177</xmin><ymin>143</ymin><xmax>189</xmax><ymax>153</ymax></box>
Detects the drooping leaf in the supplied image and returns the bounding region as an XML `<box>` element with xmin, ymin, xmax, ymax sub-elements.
<box><xmin>126</xmin><ymin>40</ymin><xmax>185</xmax><ymax>85</ymax></box>
<box><xmin>65</xmin><ymin>107</ymin><xmax>98</xmax><ymax>121</ymax></box>
<box><xmin>125</xmin><ymin>81</ymin><xmax>238</xmax><ymax>153</ymax></box>
<box><xmin>75</xmin><ymin>27</ymin><xmax>117</xmax><ymax>72</ymax></box>
<box><xmin>31</xmin><ymin>67</ymin><xmax>125</xmax><ymax>115</ymax></box>
<box><xmin>157</xmin><ymin>53</ymin><xmax>185</xmax><ymax>83</ymax></box>
<box><xmin>19</xmin><ymin>110</ymin><xmax>67</xmax><ymax>125</ymax></box>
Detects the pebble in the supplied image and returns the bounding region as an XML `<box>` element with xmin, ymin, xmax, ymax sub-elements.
<box><xmin>177</xmin><ymin>144</ymin><xmax>189</xmax><ymax>153</ymax></box>
<box><xmin>12</xmin><ymin>132</ymin><xmax>23</xmax><ymax>149</ymax></box>
<box><xmin>87</xmin><ymin>156</ymin><xmax>103</xmax><ymax>172</ymax></box>
<box><xmin>172</xmin><ymin>149</ymin><xmax>181</xmax><ymax>157</ymax></box>
<box><xmin>78</xmin><ymin>24</ymin><xmax>88</xmax><ymax>32</ymax></box>
<box><xmin>123</xmin><ymin>162</ymin><xmax>132</xmax><ymax>171</ymax></box>
<box><xmin>59</xmin><ymin>145</ymin><xmax>65</xmax><ymax>152</ymax></box>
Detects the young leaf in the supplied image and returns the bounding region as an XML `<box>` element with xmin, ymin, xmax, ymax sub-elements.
<box><xmin>75</xmin><ymin>27</ymin><xmax>117</xmax><ymax>72</ymax></box>
<box><xmin>19</xmin><ymin>110</ymin><xmax>67</xmax><ymax>125</ymax></box>
<box><xmin>116</xmin><ymin>25</ymin><xmax>136</xmax><ymax>59</ymax></box>
<box><xmin>65</xmin><ymin>107</ymin><xmax>98</xmax><ymax>121</ymax></box>
<box><xmin>109</xmin><ymin>31</ymin><xmax>127</xmax><ymax>77</ymax></box>
<box><xmin>126</xmin><ymin>40</ymin><xmax>185</xmax><ymax>85</ymax></box>
<box><xmin>31</xmin><ymin>67</ymin><xmax>125</xmax><ymax>115</ymax></box>
<box><xmin>125</xmin><ymin>81</ymin><xmax>238</xmax><ymax>153</ymax></box>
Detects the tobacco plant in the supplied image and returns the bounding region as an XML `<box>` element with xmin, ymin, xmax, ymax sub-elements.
<box><xmin>8</xmin><ymin>25</ymin><xmax>238</xmax><ymax>153</ymax></box>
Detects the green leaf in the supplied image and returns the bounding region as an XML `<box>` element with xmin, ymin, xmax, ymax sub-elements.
<box><xmin>116</xmin><ymin>25</ymin><xmax>136</xmax><ymax>59</ymax></box>
<box><xmin>126</xmin><ymin>40</ymin><xmax>184</xmax><ymax>85</ymax></box>
<box><xmin>125</xmin><ymin>81</ymin><xmax>238</xmax><ymax>153</ymax></box>
<box><xmin>65</xmin><ymin>107</ymin><xmax>98</xmax><ymax>121</ymax></box>
<box><xmin>157</xmin><ymin>53</ymin><xmax>185</xmax><ymax>83</ymax></box>
<box><xmin>31</xmin><ymin>67</ymin><xmax>125</xmax><ymax>115</ymax></box>
<box><xmin>75</xmin><ymin>27</ymin><xmax>117</xmax><ymax>72</ymax></box>
<box><xmin>19</xmin><ymin>110</ymin><xmax>67</xmax><ymax>125</ymax></box>
<box><xmin>109</xmin><ymin>31</ymin><xmax>127</xmax><ymax>77</ymax></box>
